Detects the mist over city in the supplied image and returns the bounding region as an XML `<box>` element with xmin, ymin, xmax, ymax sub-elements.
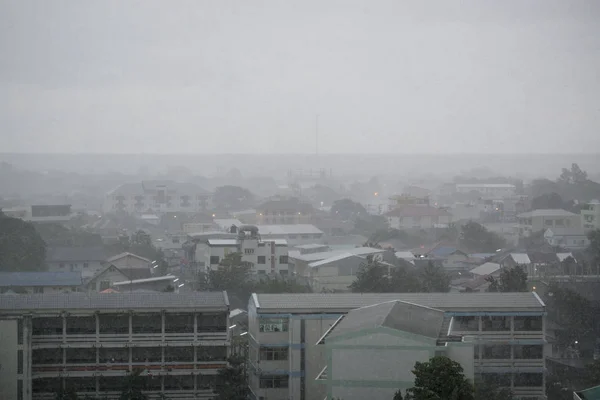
<box><xmin>1</xmin><ymin>1</ymin><xmax>600</xmax><ymax>400</ymax></box>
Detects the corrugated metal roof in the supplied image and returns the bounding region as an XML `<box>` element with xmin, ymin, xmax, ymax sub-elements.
<box><xmin>308</xmin><ymin>253</ymin><xmax>363</xmax><ymax>268</ymax></box>
<box><xmin>0</xmin><ymin>272</ymin><xmax>82</xmax><ymax>287</ymax></box>
<box><xmin>112</xmin><ymin>275</ymin><xmax>177</xmax><ymax>286</ymax></box>
<box><xmin>510</xmin><ymin>253</ymin><xmax>531</xmax><ymax>264</ymax></box>
<box><xmin>0</xmin><ymin>292</ymin><xmax>229</xmax><ymax>311</ymax></box>
<box><xmin>557</xmin><ymin>252</ymin><xmax>575</xmax><ymax>262</ymax></box>
<box><xmin>326</xmin><ymin>300</ymin><xmax>445</xmax><ymax>341</ymax></box>
<box><xmin>470</xmin><ymin>262</ymin><xmax>501</xmax><ymax>276</ymax></box>
<box><xmin>253</xmin><ymin>292</ymin><xmax>544</xmax><ymax>312</ymax></box>
<box><xmin>291</xmin><ymin>247</ymin><xmax>384</xmax><ymax>262</ymax></box>
<box><xmin>106</xmin><ymin>252</ymin><xmax>151</xmax><ymax>263</ymax></box>
<box><xmin>256</xmin><ymin>224</ymin><xmax>323</xmax><ymax>235</ymax></box>
<box><xmin>517</xmin><ymin>209</ymin><xmax>578</xmax><ymax>218</ymax></box>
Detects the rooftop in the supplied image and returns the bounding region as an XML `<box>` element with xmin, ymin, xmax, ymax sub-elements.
<box><xmin>517</xmin><ymin>209</ymin><xmax>578</xmax><ymax>218</ymax></box>
<box><xmin>106</xmin><ymin>252</ymin><xmax>151</xmax><ymax>263</ymax></box>
<box><xmin>290</xmin><ymin>246</ymin><xmax>385</xmax><ymax>262</ymax></box>
<box><xmin>252</xmin><ymin>292</ymin><xmax>544</xmax><ymax>312</ymax></box>
<box><xmin>0</xmin><ymin>272</ymin><xmax>82</xmax><ymax>287</ymax></box>
<box><xmin>456</xmin><ymin>183</ymin><xmax>516</xmax><ymax>188</ymax></box>
<box><xmin>112</xmin><ymin>275</ymin><xmax>177</xmax><ymax>286</ymax></box>
<box><xmin>470</xmin><ymin>262</ymin><xmax>501</xmax><ymax>276</ymax></box>
<box><xmin>256</xmin><ymin>224</ymin><xmax>323</xmax><ymax>236</ymax></box>
<box><xmin>385</xmin><ymin>205</ymin><xmax>451</xmax><ymax>218</ymax></box>
<box><xmin>308</xmin><ymin>253</ymin><xmax>364</xmax><ymax>268</ymax></box>
<box><xmin>0</xmin><ymin>292</ymin><xmax>229</xmax><ymax>311</ymax></box>
<box><xmin>325</xmin><ymin>300</ymin><xmax>445</xmax><ymax>341</ymax></box>
<box><xmin>46</xmin><ymin>246</ymin><xmax>107</xmax><ymax>262</ymax></box>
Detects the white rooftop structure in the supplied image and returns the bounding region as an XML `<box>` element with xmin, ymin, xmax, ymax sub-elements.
<box><xmin>256</xmin><ymin>224</ymin><xmax>323</xmax><ymax>235</ymax></box>
<box><xmin>510</xmin><ymin>253</ymin><xmax>531</xmax><ymax>265</ymax></box>
<box><xmin>470</xmin><ymin>262</ymin><xmax>501</xmax><ymax>276</ymax></box>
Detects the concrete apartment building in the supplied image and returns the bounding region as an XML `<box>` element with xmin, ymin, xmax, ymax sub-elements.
<box><xmin>247</xmin><ymin>292</ymin><xmax>547</xmax><ymax>400</ymax></box>
<box><xmin>255</xmin><ymin>224</ymin><xmax>324</xmax><ymax>246</ymax></box>
<box><xmin>517</xmin><ymin>209</ymin><xmax>582</xmax><ymax>237</ymax></box>
<box><xmin>0</xmin><ymin>292</ymin><xmax>230</xmax><ymax>400</ymax></box>
<box><xmin>581</xmin><ymin>199</ymin><xmax>600</xmax><ymax>231</ymax></box>
<box><xmin>455</xmin><ymin>184</ymin><xmax>517</xmax><ymax>200</ymax></box>
<box><xmin>317</xmin><ymin>300</ymin><xmax>475</xmax><ymax>400</ymax></box>
<box><xmin>194</xmin><ymin>225</ymin><xmax>289</xmax><ymax>275</ymax></box>
<box><xmin>0</xmin><ymin>272</ymin><xmax>83</xmax><ymax>294</ymax></box>
<box><xmin>102</xmin><ymin>180</ymin><xmax>212</xmax><ymax>214</ymax></box>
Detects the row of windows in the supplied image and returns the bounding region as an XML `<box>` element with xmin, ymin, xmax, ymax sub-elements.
<box><xmin>259</xmin><ymin>319</ymin><xmax>289</xmax><ymax>333</ymax></box>
<box><xmin>260</xmin><ymin>347</ymin><xmax>288</xmax><ymax>361</ymax></box>
<box><xmin>259</xmin><ymin>375</ymin><xmax>289</xmax><ymax>388</ymax></box>
<box><xmin>476</xmin><ymin>344</ymin><xmax>544</xmax><ymax>359</ymax></box>
<box><xmin>33</xmin><ymin>375</ymin><xmax>215</xmax><ymax>392</ymax></box>
<box><xmin>454</xmin><ymin>316</ymin><xmax>543</xmax><ymax>332</ymax></box>
<box><xmin>209</xmin><ymin>255</ymin><xmax>288</xmax><ymax>265</ymax></box>
<box><xmin>479</xmin><ymin>372</ymin><xmax>544</xmax><ymax>387</ymax></box>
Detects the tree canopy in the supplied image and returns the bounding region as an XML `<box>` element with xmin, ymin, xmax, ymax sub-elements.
<box><xmin>486</xmin><ymin>266</ymin><xmax>528</xmax><ymax>292</ymax></box>
<box><xmin>331</xmin><ymin>198</ymin><xmax>368</xmax><ymax>220</ymax></box>
<box><xmin>119</xmin><ymin>369</ymin><xmax>149</xmax><ymax>400</ymax></box>
<box><xmin>460</xmin><ymin>221</ymin><xmax>506</xmax><ymax>253</ymax></box>
<box><xmin>213</xmin><ymin>185</ymin><xmax>255</xmax><ymax>210</ymax></box>
<box><xmin>215</xmin><ymin>355</ymin><xmax>248</xmax><ymax>400</ymax></box>
<box><xmin>406</xmin><ymin>356</ymin><xmax>474</xmax><ymax>400</ymax></box>
<box><xmin>0</xmin><ymin>214</ymin><xmax>46</xmax><ymax>272</ymax></box>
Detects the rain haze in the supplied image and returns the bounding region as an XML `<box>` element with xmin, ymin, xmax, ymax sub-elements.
<box><xmin>2</xmin><ymin>3</ymin><xmax>600</xmax><ymax>400</ymax></box>
<box><xmin>1</xmin><ymin>0</ymin><xmax>600</xmax><ymax>155</ymax></box>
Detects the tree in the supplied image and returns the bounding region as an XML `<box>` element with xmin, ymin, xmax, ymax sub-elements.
<box><xmin>331</xmin><ymin>198</ymin><xmax>368</xmax><ymax>220</ymax></box>
<box><xmin>215</xmin><ymin>355</ymin><xmax>248</xmax><ymax>400</ymax></box>
<box><xmin>349</xmin><ymin>260</ymin><xmax>392</xmax><ymax>293</ymax></box>
<box><xmin>213</xmin><ymin>186</ymin><xmax>255</xmax><ymax>210</ymax></box>
<box><xmin>531</xmin><ymin>193</ymin><xmax>566</xmax><ymax>210</ymax></box>
<box><xmin>105</xmin><ymin>230</ymin><xmax>168</xmax><ymax>275</ymax></box>
<box><xmin>54</xmin><ymin>386</ymin><xmax>79</xmax><ymax>400</ymax></box>
<box><xmin>119</xmin><ymin>369</ymin><xmax>148</xmax><ymax>400</ymax></box>
<box><xmin>559</xmin><ymin>163</ymin><xmax>588</xmax><ymax>184</ymax></box>
<box><xmin>389</xmin><ymin>264</ymin><xmax>422</xmax><ymax>293</ymax></box>
<box><xmin>0</xmin><ymin>214</ymin><xmax>46</xmax><ymax>272</ymax></box>
<box><xmin>586</xmin><ymin>229</ymin><xmax>600</xmax><ymax>274</ymax></box>
<box><xmin>420</xmin><ymin>262</ymin><xmax>451</xmax><ymax>293</ymax></box>
<box><xmin>486</xmin><ymin>266</ymin><xmax>528</xmax><ymax>292</ymax></box>
<box><xmin>209</xmin><ymin>252</ymin><xmax>252</xmax><ymax>291</ymax></box>
<box><xmin>35</xmin><ymin>223</ymin><xmax>103</xmax><ymax>247</ymax></box>
<box><xmin>460</xmin><ymin>221</ymin><xmax>506</xmax><ymax>253</ymax></box>
<box><xmin>407</xmin><ymin>356</ymin><xmax>474</xmax><ymax>400</ymax></box>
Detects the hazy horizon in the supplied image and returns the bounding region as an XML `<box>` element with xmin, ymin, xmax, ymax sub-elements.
<box><xmin>2</xmin><ymin>0</ymin><xmax>600</xmax><ymax>154</ymax></box>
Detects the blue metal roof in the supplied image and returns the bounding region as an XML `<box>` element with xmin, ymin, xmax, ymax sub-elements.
<box><xmin>0</xmin><ymin>272</ymin><xmax>83</xmax><ymax>287</ymax></box>
<box><xmin>429</xmin><ymin>246</ymin><xmax>460</xmax><ymax>257</ymax></box>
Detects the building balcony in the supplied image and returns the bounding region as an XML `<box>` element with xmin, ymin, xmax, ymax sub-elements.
<box><xmin>33</xmin><ymin>390</ymin><xmax>215</xmax><ymax>400</ymax></box>
<box><xmin>31</xmin><ymin>360</ymin><xmax>228</xmax><ymax>378</ymax></box>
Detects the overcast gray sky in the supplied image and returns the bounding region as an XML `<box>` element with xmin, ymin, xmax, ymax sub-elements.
<box><xmin>1</xmin><ymin>0</ymin><xmax>599</xmax><ymax>154</ymax></box>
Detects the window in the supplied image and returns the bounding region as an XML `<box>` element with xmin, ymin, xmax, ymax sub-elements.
<box><xmin>301</xmin><ymin>235</ymin><xmax>310</xmax><ymax>239</ymax></box>
<box><xmin>257</xmin><ymin>256</ymin><xmax>266</xmax><ymax>264</ymax></box>
<box><xmin>514</xmin><ymin>373</ymin><xmax>543</xmax><ymax>387</ymax></box>
<box><xmin>17</xmin><ymin>350</ymin><xmax>23</xmax><ymax>374</ymax></box>
<box><xmin>279</xmin><ymin>255</ymin><xmax>288</xmax><ymax>264</ymax></box>
<box><xmin>259</xmin><ymin>318</ymin><xmax>288</xmax><ymax>333</ymax></box>
<box><xmin>99</xmin><ymin>280</ymin><xmax>111</xmax><ymax>291</ymax></box>
<box><xmin>260</xmin><ymin>375</ymin><xmax>289</xmax><ymax>388</ymax></box>
<box><xmin>514</xmin><ymin>316</ymin><xmax>542</xmax><ymax>331</ymax></box>
<box><xmin>210</xmin><ymin>256</ymin><xmax>220</xmax><ymax>265</ymax></box>
<box><xmin>454</xmin><ymin>316</ymin><xmax>478</xmax><ymax>331</ymax></box>
<box><xmin>17</xmin><ymin>320</ymin><xmax>23</xmax><ymax>345</ymax></box>
<box><xmin>257</xmin><ymin>270</ymin><xmax>267</xmax><ymax>275</ymax></box>
<box><xmin>514</xmin><ymin>345</ymin><xmax>543</xmax><ymax>359</ymax></box>
<box><xmin>17</xmin><ymin>380</ymin><xmax>23</xmax><ymax>400</ymax></box>
<box><xmin>288</xmin><ymin>235</ymin><xmax>297</xmax><ymax>239</ymax></box>
<box><xmin>33</xmin><ymin>287</ymin><xmax>44</xmax><ymax>294</ymax></box>
<box><xmin>59</xmin><ymin>263</ymin><xmax>65</xmax><ymax>268</ymax></box>
<box><xmin>555</xmin><ymin>219</ymin><xmax>564</xmax><ymax>226</ymax></box>
<box><xmin>482</xmin><ymin>345</ymin><xmax>511</xmax><ymax>359</ymax></box>
<box><xmin>545</xmin><ymin>219</ymin><xmax>553</xmax><ymax>226</ymax></box>
<box><xmin>480</xmin><ymin>373</ymin><xmax>511</xmax><ymax>387</ymax></box>
<box><xmin>482</xmin><ymin>316</ymin><xmax>510</xmax><ymax>331</ymax></box>
<box><xmin>245</xmin><ymin>248</ymin><xmax>255</xmax><ymax>255</ymax></box>
<box><xmin>260</xmin><ymin>347</ymin><xmax>289</xmax><ymax>361</ymax></box>
<box><xmin>279</xmin><ymin>270</ymin><xmax>288</xmax><ymax>276</ymax></box>
<box><xmin>83</xmin><ymin>262</ymin><xmax>89</xmax><ymax>269</ymax></box>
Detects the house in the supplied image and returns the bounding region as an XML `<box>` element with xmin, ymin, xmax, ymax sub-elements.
<box><xmin>255</xmin><ymin>224</ymin><xmax>324</xmax><ymax>246</ymax></box>
<box><xmin>385</xmin><ymin>205</ymin><xmax>452</xmax><ymax>230</ymax></box>
<box><xmin>470</xmin><ymin>262</ymin><xmax>502</xmax><ymax>277</ymax></box>
<box><xmin>255</xmin><ymin>197</ymin><xmax>314</xmax><ymax>225</ymax></box>
<box><xmin>544</xmin><ymin>227</ymin><xmax>590</xmax><ymax>250</ymax></box>
<box><xmin>455</xmin><ymin>183</ymin><xmax>516</xmax><ymax>200</ymax></box>
<box><xmin>305</xmin><ymin>253</ymin><xmax>367</xmax><ymax>292</ymax></box>
<box><xmin>412</xmin><ymin>243</ymin><xmax>470</xmax><ymax>273</ymax></box>
<box><xmin>102</xmin><ymin>180</ymin><xmax>212</xmax><ymax>214</ymax></box>
<box><xmin>517</xmin><ymin>209</ymin><xmax>582</xmax><ymax>238</ymax></box>
<box><xmin>85</xmin><ymin>264</ymin><xmax>132</xmax><ymax>292</ymax></box>
<box><xmin>106</xmin><ymin>252</ymin><xmax>151</xmax><ymax>269</ymax></box>
<box><xmin>288</xmin><ymin>247</ymin><xmax>387</xmax><ymax>277</ymax></box>
<box><xmin>318</xmin><ymin>300</ymin><xmax>474</xmax><ymax>400</ymax></box>
<box><xmin>581</xmin><ymin>200</ymin><xmax>600</xmax><ymax>232</ymax></box>
<box><xmin>46</xmin><ymin>246</ymin><xmax>106</xmax><ymax>278</ymax></box>
<box><xmin>0</xmin><ymin>272</ymin><xmax>82</xmax><ymax>294</ymax></box>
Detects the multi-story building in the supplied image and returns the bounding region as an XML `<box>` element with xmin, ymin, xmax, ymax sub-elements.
<box><xmin>0</xmin><ymin>292</ymin><xmax>230</xmax><ymax>400</ymax></box>
<box><xmin>46</xmin><ymin>246</ymin><xmax>107</xmax><ymax>279</ymax></box>
<box><xmin>194</xmin><ymin>225</ymin><xmax>290</xmax><ymax>275</ymax></box>
<box><xmin>581</xmin><ymin>199</ymin><xmax>600</xmax><ymax>232</ymax></box>
<box><xmin>517</xmin><ymin>209</ymin><xmax>582</xmax><ymax>238</ymax></box>
<box><xmin>102</xmin><ymin>180</ymin><xmax>212</xmax><ymax>214</ymax></box>
<box><xmin>384</xmin><ymin>205</ymin><xmax>453</xmax><ymax>230</ymax></box>
<box><xmin>455</xmin><ymin>184</ymin><xmax>517</xmax><ymax>200</ymax></box>
<box><xmin>247</xmin><ymin>292</ymin><xmax>547</xmax><ymax>400</ymax></box>
<box><xmin>255</xmin><ymin>224</ymin><xmax>324</xmax><ymax>247</ymax></box>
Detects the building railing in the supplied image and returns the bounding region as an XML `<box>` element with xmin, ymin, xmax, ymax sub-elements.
<box><xmin>32</xmin><ymin>331</ymin><xmax>228</xmax><ymax>347</ymax></box>
<box><xmin>32</xmin><ymin>361</ymin><xmax>228</xmax><ymax>376</ymax></box>
<box><xmin>33</xmin><ymin>390</ymin><xmax>214</xmax><ymax>400</ymax></box>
